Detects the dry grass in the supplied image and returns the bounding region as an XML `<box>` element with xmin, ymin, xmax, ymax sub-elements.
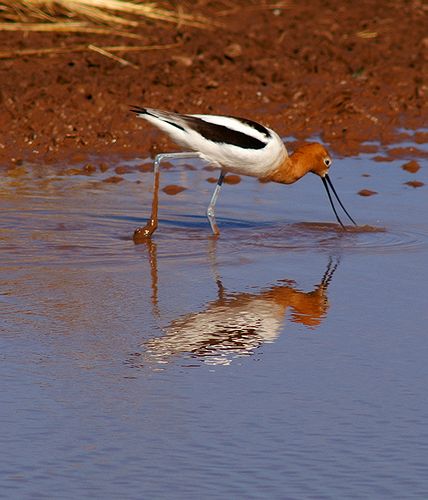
<box><xmin>0</xmin><ymin>41</ymin><xmax>180</xmax><ymax>61</ymax></box>
<box><xmin>0</xmin><ymin>0</ymin><xmax>213</xmax><ymax>29</ymax></box>
<box><xmin>0</xmin><ymin>1</ymin><xmax>212</xmax><ymax>63</ymax></box>
<box><xmin>0</xmin><ymin>21</ymin><xmax>143</xmax><ymax>37</ymax></box>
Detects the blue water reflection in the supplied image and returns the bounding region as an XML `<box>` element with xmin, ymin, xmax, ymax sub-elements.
<box><xmin>1</xmin><ymin>151</ymin><xmax>428</xmax><ymax>498</ymax></box>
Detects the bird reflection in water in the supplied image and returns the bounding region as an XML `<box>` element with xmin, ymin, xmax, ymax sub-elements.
<box><xmin>136</xmin><ymin>241</ymin><xmax>339</xmax><ymax>366</ymax></box>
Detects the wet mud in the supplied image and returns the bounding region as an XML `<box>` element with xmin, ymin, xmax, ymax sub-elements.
<box><xmin>162</xmin><ymin>184</ymin><xmax>187</xmax><ymax>195</ymax></box>
<box><xmin>358</xmin><ymin>189</ymin><xmax>378</xmax><ymax>196</ymax></box>
<box><xmin>404</xmin><ymin>180</ymin><xmax>424</xmax><ymax>188</ymax></box>
<box><xmin>401</xmin><ymin>160</ymin><xmax>421</xmax><ymax>173</ymax></box>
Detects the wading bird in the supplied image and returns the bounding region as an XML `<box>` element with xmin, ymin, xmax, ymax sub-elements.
<box><xmin>131</xmin><ymin>107</ymin><xmax>356</xmax><ymax>241</ymax></box>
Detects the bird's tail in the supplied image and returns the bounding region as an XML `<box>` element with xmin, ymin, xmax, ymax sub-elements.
<box><xmin>130</xmin><ymin>105</ymin><xmax>148</xmax><ymax>116</ymax></box>
<box><xmin>130</xmin><ymin>107</ymin><xmax>189</xmax><ymax>134</ymax></box>
<box><xmin>130</xmin><ymin>106</ymin><xmax>179</xmax><ymax>122</ymax></box>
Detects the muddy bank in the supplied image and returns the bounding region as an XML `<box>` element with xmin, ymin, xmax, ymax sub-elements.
<box><xmin>0</xmin><ymin>0</ymin><xmax>427</xmax><ymax>166</ymax></box>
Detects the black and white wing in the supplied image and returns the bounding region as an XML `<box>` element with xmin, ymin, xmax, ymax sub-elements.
<box><xmin>130</xmin><ymin>106</ymin><xmax>287</xmax><ymax>177</ymax></box>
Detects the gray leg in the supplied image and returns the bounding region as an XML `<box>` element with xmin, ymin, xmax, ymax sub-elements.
<box><xmin>133</xmin><ymin>152</ymin><xmax>202</xmax><ymax>243</ymax></box>
<box><xmin>152</xmin><ymin>152</ymin><xmax>202</xmax><ymax>174</ymax></box>
<box><xmin>207</xmin><ymin>170</ymin><xmax>225</xmax><ymax>236</ymax></box>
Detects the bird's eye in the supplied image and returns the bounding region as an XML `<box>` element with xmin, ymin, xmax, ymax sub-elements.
<box><xmin>324</xmin><ymin>158</ymin><xmax>331</xmax><ymax>167</ymax></box>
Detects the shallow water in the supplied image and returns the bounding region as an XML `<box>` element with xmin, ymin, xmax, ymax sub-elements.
<box><xmin>1</xmin><ymin>147</ymin><xmax>428</xmax><ymax>498</ymax></box>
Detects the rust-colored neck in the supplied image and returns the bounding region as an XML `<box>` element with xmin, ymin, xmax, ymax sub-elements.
<box><xmin>266</xmin><ymin>143</ymin><xmax>325</xmax><ymax>184</ymax></box>
<box><xmin>266</xmin><ymin>150</ymin><xmax>312</xmax><ymax>184</ymax></box>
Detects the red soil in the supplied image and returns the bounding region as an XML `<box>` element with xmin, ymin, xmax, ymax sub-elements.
<box><xmin>0</xmin><ymin>0</ymin><xmax>427</xmax><ymax>166</ymax></box>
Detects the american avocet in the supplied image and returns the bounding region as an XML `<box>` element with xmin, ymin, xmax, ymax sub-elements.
<box><xmin>130</xmin><ymin>106</ymin><xmax>356</xmax><ymax>241</ymax></box>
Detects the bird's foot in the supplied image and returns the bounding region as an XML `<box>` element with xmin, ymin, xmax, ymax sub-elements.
<box><xmin>133</xmin><ymin>220</ymin><xmax>157</xmax><ymax>244</ymax></box>
<box><xmin>208</xmin><ymin>218</ymin><xmax>220</xmax><ymax>237</ymax></box>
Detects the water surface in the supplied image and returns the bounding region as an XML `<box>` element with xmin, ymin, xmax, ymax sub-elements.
<box><xmin>1</xmin><ymin>146</ymin><xmax>428</xmax><ymax>498</ymax></box>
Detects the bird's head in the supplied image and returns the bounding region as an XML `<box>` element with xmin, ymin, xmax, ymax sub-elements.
<box><xmin>292</xmin><ymin>142</ymin><xmax>332</xmax><ymax>178</ymax></box>
<box><xmin>292</xmin><ymin>142</ymin><xmax>357</xmax><ymax>229</ymax></box>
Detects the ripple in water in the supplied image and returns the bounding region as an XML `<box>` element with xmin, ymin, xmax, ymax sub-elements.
<box><xmin>3</xmin><ymin>202</ymin><xmax>428</xmax><ymax>267</ymax></box>
<box><xmin>124</xmin><ymin>219</ymin><xmax>428</xmax><ymax>263</ymax></box>
<box><xmin>237</xmin><ymin>221</ymin><xmax>428</xmax><ymax>254</ymax></box>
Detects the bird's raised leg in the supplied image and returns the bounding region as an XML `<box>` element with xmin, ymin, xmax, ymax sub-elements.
<box><xmin>206</xmin><ymin>170</ymin><xmax>225</xmax><ymax>236</ymax></box>
<box><xmin>133</xmin><ymin>152</ymin><xmax>201</xmax><ymax>243</ymax></box>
